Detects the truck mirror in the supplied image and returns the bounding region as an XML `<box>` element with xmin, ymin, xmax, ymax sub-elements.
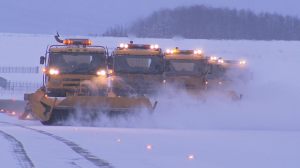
<box><xmin>40</xmin><ymin>56</ymin><xmax>45</xmax><ymax>65</ymax></box>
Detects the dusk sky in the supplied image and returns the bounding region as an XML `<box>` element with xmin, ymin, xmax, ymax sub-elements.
<box><xmin>0</xmin><ymin>0</ymin><xmax>298</xmax><ymax>34</ymax></box>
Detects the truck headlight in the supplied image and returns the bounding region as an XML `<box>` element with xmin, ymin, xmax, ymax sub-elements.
<box><xmin>239</xmin><ymin>60</ymin><xmax>247</xmax><ymax>65</ymax></box>
<box><xmin>96</xmin><ymin>69</ymin><xmax>107</xmax><ymax>76</ymax></box>
<box><xmin>49</xmin><ymin>68</ymin><xmax>60</xmax><ymax>75</ymax></box>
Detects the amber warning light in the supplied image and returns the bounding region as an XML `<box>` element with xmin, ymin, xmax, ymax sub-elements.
<box><xmin>63</xmin><ymin>39</ymin><xmax>92</xmax><ymax>46</ymax></box>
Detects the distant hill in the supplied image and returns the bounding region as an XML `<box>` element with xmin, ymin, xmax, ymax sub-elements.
<box><xmin>104</xmin><ymin>5</ymin><xmax>300</xmax><ymax>40</ymax></box>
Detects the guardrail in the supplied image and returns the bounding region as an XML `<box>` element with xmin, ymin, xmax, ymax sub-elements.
<box><xmin>0</xmin><ymin>81</ymin><xmax>41</xmax><ymax>93</ymax></box>
<box><xmin>0</xmin><ymin>66</ymin><xmax>40</xmax><ymax>74</ymax></box>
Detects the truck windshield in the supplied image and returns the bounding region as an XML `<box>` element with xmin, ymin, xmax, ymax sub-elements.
<box><xmin>165</xmin><ymin>60</ymin><xmax>206</xmax><ymax>75</ymax></box>
<box><xmin>114</xmin><ymin>55</ymin><xmax>163</xmax><ymax>74</ymax></box>
<box><xmin>49</xmin><ymin>53</ymin><xmax>106</xmax><ymax>74</ymax></box>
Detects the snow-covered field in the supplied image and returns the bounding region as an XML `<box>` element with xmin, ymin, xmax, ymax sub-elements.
<box><xmin>0</xmin><ymin>33</ymin><xmax>300</xmax><ymax>168</ymax></box>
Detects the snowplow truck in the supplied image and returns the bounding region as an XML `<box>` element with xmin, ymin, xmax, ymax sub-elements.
<box><xmin>205</xmin><ymin>56</ymin><xmax>248</xmax><ymax>100</ymax></box>
<box><xmin>110</xmin><ymin>41</ymin><xmax>164</xmax><ymax>96</ymax></box>
<box><xmin>218</xmin><ymin>59</ymin><xmax>251</xmax><ymax>84</ymax></box>
<box><xmin>23</xmin><ymin>36</ymin><xmax>155</xmax><ymax>125</ymax></box>
<box><xmin>163</xmin><ymin>48</ymin><xmax>208</xmax><ymax>93</ymax></box>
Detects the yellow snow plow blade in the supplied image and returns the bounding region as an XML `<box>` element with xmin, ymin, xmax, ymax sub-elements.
<box><xmin>26</xmin><ymin>90</ymin><xmax>157</xmax><ymax>125</ymax></box>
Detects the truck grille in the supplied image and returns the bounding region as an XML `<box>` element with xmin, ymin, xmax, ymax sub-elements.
<box><xmin>63</xmin><ymin>83</ymin><xmax>80</xmax><ymax>87</ymax></box>
<box><xmin>63</xmin><ymin>79</ymin><xmax>81</xmax><ymax>82</ymax></box>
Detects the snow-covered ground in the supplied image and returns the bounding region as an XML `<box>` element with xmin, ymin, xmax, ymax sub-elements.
<box><xmin>1</xmin><ymin>115</ymin><xmax>300</xmax><ymax>168</ymax></box>
<box><xmin>0</xmin><ymin>33</ymin><xmax>300</xmax><ymax>168</ymax></box>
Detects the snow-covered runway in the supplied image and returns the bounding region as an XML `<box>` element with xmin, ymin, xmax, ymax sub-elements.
<box><xmin>1</xmin><ymin>113</ymin><xmax>300</xmax><ymax>168</ymax></box>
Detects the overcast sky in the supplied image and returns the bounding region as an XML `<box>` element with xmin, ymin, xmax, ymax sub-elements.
<box><xmin>1</xmin><ymin>0</ymin><xmax>299</xmax><ymax>34</ymax></box>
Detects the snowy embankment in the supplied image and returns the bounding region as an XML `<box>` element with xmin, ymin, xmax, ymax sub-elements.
<box><xmin>0</xmin><ymin>33</ymin><xmax>300</xmax><ymax>168</ymax></box>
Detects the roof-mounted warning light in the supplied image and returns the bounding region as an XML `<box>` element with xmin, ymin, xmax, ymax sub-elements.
<box><xmin>226</xmin><ymin>59</ymin><xmax>247</xmax><ymax>67</ymax></box>
<box><xmin>193</xmin><ymin>49</ymin><xmax>203</xmax><ymax>55</ymax></box>
<box><xmin>119</xmin><ymin>41</ymin><xmax>160</xmax><ymax>50</ymax></box>
<box><xmin>166</xmin><ymin>48</ymin><xmax>203</xmax><ymax>55</ymax></box>
<box><xmin>209</xmin><ymin>56</ymin><xmax>218</xmax><ymax>61</ymax></box>
<box><xmin>62</xmin><ymin>39</ymin><xmax>92</xmax><ymax>46</ymax></box>
<box><xmin>166</xmin><ymin>47</ymin><xmax>181</xmax><ymax>54</ymax></box>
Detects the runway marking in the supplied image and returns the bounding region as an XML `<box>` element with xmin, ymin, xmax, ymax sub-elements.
<box><xmin>0</xmin><ymin>129</ymin><xmax>35</xmax><ymax>168</ymax></box>
<box><xmin>0</xmin><ymin>121</ymin><xmax>113</xmax><ymax>168</ymax></box>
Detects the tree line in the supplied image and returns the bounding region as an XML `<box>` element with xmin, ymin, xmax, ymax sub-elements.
<box><xmin>103</xmin><ymin>5</ymin><xmax>300</xmax><ymax>40</ymax></box>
